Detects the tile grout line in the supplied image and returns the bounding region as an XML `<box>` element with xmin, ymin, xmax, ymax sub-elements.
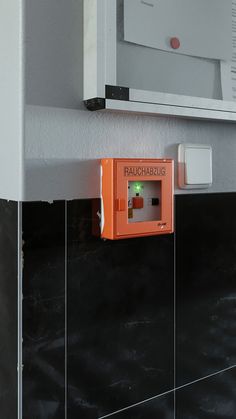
<box><xmin>174</xmin><ymin>229</ymin><xmax>176</xmax><ymax>419</ymax></box>
<box><xmin>17</xmin><ymin>202</ymin><xmax>23</xmax><ymax>419</ymax></box>
<box><xmin>65</xmin><ymin>201</ymin><xmax>68</xmax><ymax>419</ymax></box>
<box><xmin>98</xmin><ymin>364</ymin><xmax>236</xmax><ymax>419</ymax></box>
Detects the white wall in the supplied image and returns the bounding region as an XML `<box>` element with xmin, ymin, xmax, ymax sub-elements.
<box><xmin>0</xmin><ymin>0</ymin><xmax>233</xmax><ymax>201</ymax></box>
<box><xmin>24</xmin><ymin>105</ymin><xmax>236</xmax><ymax>200</ymax></box>
<box><xmin>0</xmin><ymin>1</ymin><xmax>24</xmax><ymax>201</ymax></box>
<box><xmin>22</xmin><ymin>0</ymin><xmax>236</xmax><ymax>201</ymax></box>
<box><xmin>0</xmin><ymin>0</ymin><xmax>234</xmax><ymax>201</ymax></box>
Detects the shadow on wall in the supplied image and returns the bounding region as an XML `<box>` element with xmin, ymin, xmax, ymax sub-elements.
<box><xmin>24</xmin><ymin>159</ymin><xmax>100</xmax><ymax>201</ymax></box>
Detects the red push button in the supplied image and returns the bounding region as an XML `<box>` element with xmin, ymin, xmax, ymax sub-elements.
<box><xmin>132</xmin><ymin>196</ymin><xmax>144</xmax><ymax>209</ymax></box>
<box><xmin>170</xmin><ymin>37</ymin><xmax>180</xmax><ymax>50</ymax></box>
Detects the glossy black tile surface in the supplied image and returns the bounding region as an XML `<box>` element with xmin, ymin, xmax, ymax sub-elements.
<box><xmin>22</xmin><ymin>202</ymin><xmax>65</xmax><ymax>419</ymax></box>
<box><xmin>67</xmin><ymin>200</ymin><xmax>174</xmax><ymax>419</ymax></box>
<box><xmin>176</xmin><ymin>367</ymin><xmax>236</xmax><ymax>419</ymax></box>
<box><xmin>176</xmin><ymin>193</ymin><xmax>236</xmax><ymax>387</ymax></box>
<box><xmin>103</xmin><ymin>392</ymin><xmax>174</xmax><ymax>419</ymax></box>
<box><xmin>0</xmin><ymin>200</ymin><xmax>18</xmax><ymax>419</ymax></box>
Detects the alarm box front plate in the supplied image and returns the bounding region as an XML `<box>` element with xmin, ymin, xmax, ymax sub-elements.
<box><xmin>101</xmin><ymin>159</ymin><xmax>174</xmax><ymax>240</ymax></box>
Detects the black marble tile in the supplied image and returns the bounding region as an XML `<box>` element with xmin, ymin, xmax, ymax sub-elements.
<box><xmin>67</xmin><ymin>199</ymin><xmax>174</xmax><ymax>419</ymax></box>
<box><xmin>100</xmin><ymin>392</ymin><xmax>174</xmax><ymax>419</ymax></box>
<box><xmin>22</xmin><ymin>201</ymin><xmax>66</xmax><ymax>419</ymax></box>
<box><xmin>176</xmin><ymin>193</ymin><xmax>236</xmax><ymax>387</ymax></box>
<box><xmin>176</xmin><ymin>367</ymin><xmax>236</xmax><ymax>419</ymax></box>
<box><xmin>0</xmin><ymin>200</ymin><xmax>18</xmax><ymax>419</ymax></box>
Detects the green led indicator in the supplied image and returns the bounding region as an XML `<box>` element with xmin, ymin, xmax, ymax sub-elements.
<box><xmin>134</xmin><ymin>182</ymin><xmax>143</xmax><ymax>193</ymax></box>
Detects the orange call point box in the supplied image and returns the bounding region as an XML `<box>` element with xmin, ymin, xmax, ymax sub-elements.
<box><xmin>101</xmin><ymin>159</ymin><xmax>174</xmax><ymax>240</ymax></box>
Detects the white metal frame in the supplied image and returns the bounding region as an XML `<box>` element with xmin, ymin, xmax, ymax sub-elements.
<box><xmin>83</xmin><ymin>0</ymin><xmax>236</xmax><ymax>122</ymax></box>
<box><xmin>83</xmin><ymin>0</ymin><xmax>117</xmax><ymax>100</ymax></box>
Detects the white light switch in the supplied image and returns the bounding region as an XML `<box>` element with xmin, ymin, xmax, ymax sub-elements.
<box><xmin>178</xmin><ymin>144</ymin><xmax>212</xmax><ymax>189</ymax></box>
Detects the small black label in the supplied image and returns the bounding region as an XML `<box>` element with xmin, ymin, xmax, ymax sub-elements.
<box><xmin>152</xmin><ymin>198</ymin><xmax>160</xmax><ymax>206</ymax></box>
<box><xmin>106</xmin><ymin>85</ymin><xmax>129</xmax><ymax>101</ymax></box>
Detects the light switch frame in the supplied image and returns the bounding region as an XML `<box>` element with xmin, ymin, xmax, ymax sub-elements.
<box><xmin>178</xmin><ymin>143</ymin><xmax>213</xmax><ymax>189</ymax></box>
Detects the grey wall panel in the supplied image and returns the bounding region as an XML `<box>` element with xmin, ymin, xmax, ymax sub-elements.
<box><xmin>25</xmin><ymin>0</ymin><xmax>83</xmax><ymax>109</ymax></box>
<box><xmin>117</xmin><ymin>0</ymin><xmax>221</xmax><ymax>100</ymax></box>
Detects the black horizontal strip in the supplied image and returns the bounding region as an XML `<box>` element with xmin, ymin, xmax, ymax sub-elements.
<box><xmin>106</xmin><ymin>85</ymin><xmax>129</xmax><ymax>101</ymax></box>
